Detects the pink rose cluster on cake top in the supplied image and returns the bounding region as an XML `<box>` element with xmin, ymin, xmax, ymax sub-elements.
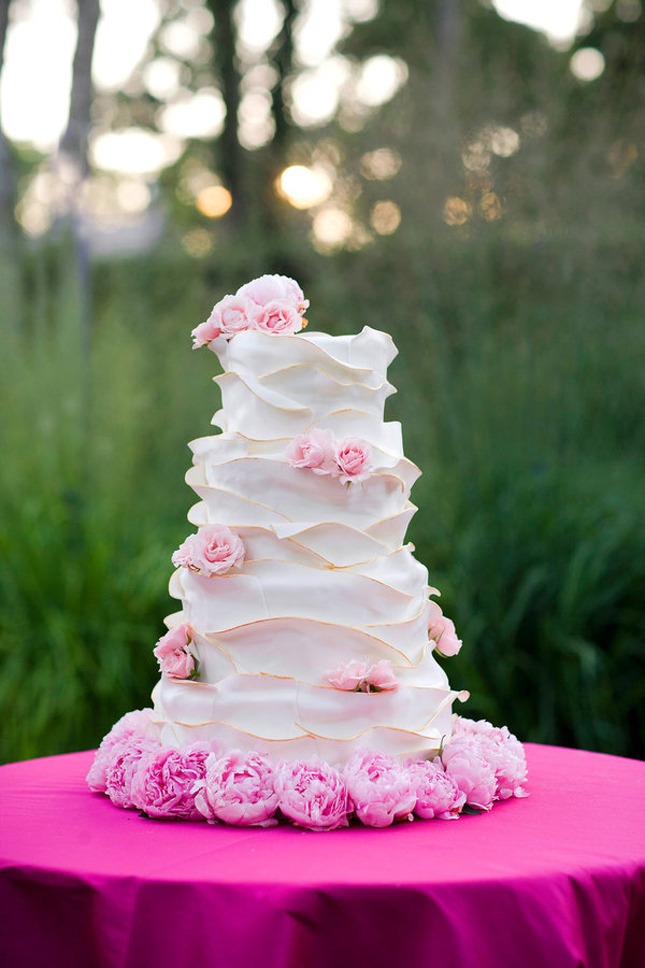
<box><xmin>87</xmin><ymin>273</ymin><xmax>528</xmax><ymax>830</ymax></box>
<box><xmin>191</xmin><ymin>274</ymin><xmax>309</xmax><ymax>345</ymax></box>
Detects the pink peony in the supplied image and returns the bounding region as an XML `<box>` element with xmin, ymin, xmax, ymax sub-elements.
<box><xmin>130</xmin><ymin>744</ymin><xmax>211</xmax><ymax>820</ymax></box>
<box><xmin>153</xmin><ymin>624</ymin><xmax>196</xmax><ymax>680</ymax></box>
<box><xmin>441</xmin><ymin>734</ymin><xmax>498</xmax><ymax>810</ymax></box>
<box><xmin>252</xmin><ymin>299</ymin><xmax>303</xmax><ymax>335</ymax></box>
<box><xmin>428</xmin><ymin>613</ymin><xmax>462</xmax><ymax>657</ymax></box>
<box><xmin>171</xmin><ymin>524</ymin><xmax>245</xmax><ymax>576</ymax></box>
<box><xmin>452</xmin><ymin>718</ymin><xmax>528</xmax><ymax>799</ymax></box>
<box><xmin>344</xmin><ymin>749</ymin><xmax>417</xmax><ymax>827</ymax></box>
<box><xmin>87</xmin><ymin>709</ymin><xmax>153</xmax><ymax>793</ymax></box>
<box><xmin>104</xmin><ymin>735</ymin><xmax>161</xmax><ymax>809</ymax></box>
<box><xmin>236</xmin><ymin>274</ymin><xmax>309</xmax><ymax>316</ymax></box>
<box><xmin>409</xmin><ymin>759</ymin><xmax>466</xmax><ymax>820</ymax></box>
<box><xmin>324</xmin><ymin>659</ymin><xmax>398</xmax><ymax>693</ymax></box>
<box><xmin>334</xmin><ymin>438</ymin><xmax>372</xmax><ymax>484</ymax></box>
<box><xmin>274</xmin><ymin>759</ymin><xmax>349</xmax><ymax>831</ymax></box>
<box><xmin>286</xmin><ymin>429</ymin><xmax>336</xmax><ymax>474</ymax></box>
<box><xmin>195</xmin><ymin>750</ymin><xmax>278</xmax><ymax>827</ymax></box>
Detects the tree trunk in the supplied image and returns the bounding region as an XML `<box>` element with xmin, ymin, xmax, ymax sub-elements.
<box><xmin>433</xmin><ymin>0</ymin><xmax>464</xmax><ymax>183</ymax></box>
<box><xmin>0</xmin><ymin>0</ymin><xmax>16</xmax><ymax>252</ymax></box>
<box><xmin>58</xmin><ymin>0</ymin><xmax>101</xmax><ymax>358</ymax></box>
<box><xmin>206</xmin><ymin>0</ymin><xmax>246</xmax><ymax>231</ymax></box>
<box><xmin>59</xmin><ymin>0</ymin><xmax>101</xmax><ymax>176</ymax></box>
<box><xmin>269</xmin><ymin>0</ymin><xmax>296</xmax><ymax>157</ymax></box>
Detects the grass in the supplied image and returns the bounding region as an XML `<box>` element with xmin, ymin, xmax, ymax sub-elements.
<box><xmin>0</xmin><ymin>235</ymin><xmax>643</xmax><ymax>763</ymax></box>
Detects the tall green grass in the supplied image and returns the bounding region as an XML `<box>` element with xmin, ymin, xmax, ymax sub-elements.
<box><xmin>1</xmin><ymin>237</ymin><xmax>643</xmax><ymax>762</ymax></box>
<box><xmin>0</xmin><ymin>247</ymin><xmax>215</xmax><ymax>761</ymax></box>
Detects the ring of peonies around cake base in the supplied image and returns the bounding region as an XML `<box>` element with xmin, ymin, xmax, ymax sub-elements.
<box><xmin>87</xmin><ymin>712</ymin><xmax>528</xmax><ymax>830</ymax></box>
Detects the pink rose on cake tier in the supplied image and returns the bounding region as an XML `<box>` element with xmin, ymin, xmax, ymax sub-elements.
<box><xmin>191</xmin><ymin>318</ymin><xmax>222</xmax><ymax>348</ymax></box>
<box><xmin>274</xmin><ymin>759</ymin><xmax>349</xmax><ymax>831</ymax></box>
<box><xmin>252</xmin><ymin>299</ymin><xmax>303</xmax><ymax>335</ymax></box>
<box><xmin>153</xmin><ymin>624</ymin><xmax>198</xmax><ymax>680</ymax></box>
<box><xmin>130</xmin><ymin>744</ymin><xmax>212</xmax><ymax>820</ymax></box>
<box><xmin>286</xmin><ymin>429</ymin><xmax>336</xmax><ymax>474</ymax></box>
<box><xmin>87</xmin><ymin>708</ymin><xmax>153</xmax><ymax>793</ymax></box>
<box><xmin>324</xmin><ymin>659</ymin><xmax>398</xmax><ymax>693</ymax></box>
<box><xmin>191</xmin><ymin>294</ymin><xmax>261</xmax><ymax>347</ymax></box>
<box><xmin>236</xmin><ymin>273</ymin><xmax>309</xmax><ymax>318</ymax></box>
<box><xmin>212</xmin><ymin>293</ymin><xmax>261</xmax><ymax>337</ymax></box>
<box><xmin>408</xmin><ymin>759</ymin><xmax>466</xmax><ymax>820</ymax></box>
<box><xmin>334</xmin><ymin>438</ymin><xmax>372</xmax><ymax>484</ymax></box>
<box><xmin>428</xmin><ymin>612</ymin><xmax>462</xmax><ymax>657</ymax></box>
<box><xmin>104</xmin><ymin>735</ymin><xmax>161</xmax><ymax>809</ymax></box>
<box><xmin>344</xmin><ymin>750</ymin><xmax>417</xmax><ymax>827</ymax></box>
<box><xmin>172</xmin><ymin>524</ymin><xmax>245</xmax><ymax>576</ymax></box>
<box><xmin>441</xmin><ymin>734</ymin><xmax>498</xmax><ymax>810</ymax></box>
<box><xmin>195</xmin><ymin>750</ymin><xmax>278</xmax><ymax>827</ymax></box>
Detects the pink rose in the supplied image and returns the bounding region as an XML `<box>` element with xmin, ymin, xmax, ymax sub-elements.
<box><xmin>324</xmin><ymin>659</ymin><xmax>398</xmax><ymax>693</ymax></box>
<box><xmin>171</xmin><ymin>524</ymin><xmax>245</xmax><ymax>576</ymax></box>
<box><xmin>334</xmin><ymin>438</ymin><xmax>372</xmax><ymax>484</ymax></box>
<box><xmin>191</xmin><ymin>318</ymin><xmax>222</xmax><ymax>348</ymax></box>
<box><xmin>210</xmin><ymin>293</ymin><xmax>260</xmax><ymax>337</ymax></box>
<box><xmin>428</xmin><ymin>613</ymin><xmax>462</xmax><ymax>657</ymax></box>
<box><xmin>130</xmin><ymin>744</ymin><xmax>211</xmax><ymax>820</ymax></box>
<box><xmin>441</xmin><ymin>734</ymin><xmax>498</xmax><ymax>810</ymax></box>
<box><xmin>274</xmin><ymin>759</ymin><xmax>349</xmax><ymax>831</ymax></box>
<box><xmin>87</xmin><ymin>708</ymin><xmax>153</xmax><ymax>793</ymax></box>
<box><xmin>344</xmin><ymin>750</ymin><xmax>417</xmax><ymax>827</ymax></box>
<box><xmin>104</xmin><ymin>735</ymin><xmax>161</xmax><ymax>809</ymax></box>
<box><xmin>236</xmin><ymin>274</ymin><xmax>309</xmax><ymax>316</ymax></box>
<box><xmin>153</xmin><ymin>624</ymin><xmax>197</xmax><ymax>680</ymax></box>
<box><xmin>366</xmin><ymin>659</ymin><xmax>399</xmax><ymax>692</ymax></box>
<box><xmin>409</xmin><ymin>759</ymin><xmax>466</xmax><ymax>820</ymax></box>
<box><xmin>286</xmin><ymin>429</ymin><xmax>336</xmax><ymax>474</ymax></box>
<box><xmin>324</xmin><ymin>659</ymin><xmax>371</xmax><ymax>691</ymax></box>
<box><xmin>252</xmin><ymin>299</ymin><xmax>303</xmax><ymax>335</ymax></box>
<box><xmin>195</xmin><ymin>750</ymin><xmax>278</xmax><ymax>827</ymax></box>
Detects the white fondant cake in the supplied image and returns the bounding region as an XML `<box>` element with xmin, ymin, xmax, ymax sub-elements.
<box><xmin>87</xmin><ymin>275</ymin><xmax>527</xmax><ymax>830</ymax></box>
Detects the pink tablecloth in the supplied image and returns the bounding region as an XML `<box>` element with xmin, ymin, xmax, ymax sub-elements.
<box><xmin>1</xmin><ymin>744</ymin><xmax>644</xmax><ymax>968</ymax></box>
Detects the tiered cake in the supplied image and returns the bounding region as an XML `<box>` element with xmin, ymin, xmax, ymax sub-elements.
<box><xmin>88</xmin><ymin>274</ymin><xmax>527</xmax><ymax>830</ymax></box>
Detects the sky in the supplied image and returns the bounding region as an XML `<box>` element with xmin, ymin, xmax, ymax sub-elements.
<box><xmin>0</xmin><ymin>0</ymin><xmax>586</xmax><ymax>166</ymax></box>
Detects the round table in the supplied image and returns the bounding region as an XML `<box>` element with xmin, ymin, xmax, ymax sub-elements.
<box><xmin>1</xmin><ymin>744</ymin><xmax>644</xmax><ymax>968</ymax></box>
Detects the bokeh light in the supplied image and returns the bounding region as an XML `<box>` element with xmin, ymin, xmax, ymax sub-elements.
<box><xmin>354</xmin><ymin>55</ymin><xmax>408</xmax><ymax>107</ymax></box>
<box><xmin>443</xmin><ymin>197</ymin><xmax>472</xmax><ymax>226</ymax></box>
<box><xmin>278</xmin><ymin>166</ymin><xmax>333</xmax><ymax>209</ymax></box>
<box><xmin>196</xmin><ymin>186</ymin><xmax>233</xmax><ymax>218</ymax></box>
<box><xmin>311</xmin><ymin>208</ymin><xmax>353</xmax><ymax>247</ymax></box>
<box><xmin>360</xmin><ymin>148</ymin><xmax>402</xmax><ymax>180</ymax></box>
<box><xmin>181</xmin><ymin>228</ymin><xmax>213</xmax><ymax>257</ymax></box>
<box><xmin>90</xmin><ymin>128</ymin><xmax>183</xmax><ymax>175</ymax></box>
<box><xmin>570</xmin><ymin>48</ymin><xmax>606</xmax><ymax>81</ymax></box>
<box><xmin>370</xmin><ymin>200</ymin><xmax>401</xmax><ymax>235</ymax></box>
<box><xmin>479</xmin><ymin>192</ymin><xmax>503</xmax><ymax>221</ymax></box>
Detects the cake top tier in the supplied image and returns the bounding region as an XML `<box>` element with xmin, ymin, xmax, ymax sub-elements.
<box><xmin>191</xmin><ymin>273</ymin><xmax>396</xmax><ymax>378</ymax></box>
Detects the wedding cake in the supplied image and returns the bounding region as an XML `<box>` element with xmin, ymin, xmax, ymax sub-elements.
<box><xmin>87</xmin><ymin>274</ymin><xmax>527</xmax><ymax>829</ymax></box>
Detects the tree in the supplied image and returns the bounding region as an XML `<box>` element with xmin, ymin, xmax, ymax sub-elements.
<box><xmin>0</xmin><ymin>0</ymin><xmax>16</xmax><ymax>253</ymax></box>
<box><xmin>59</xmin><ymin>0</ymin><xmax>101</xmax><ymax>178</ymax></box>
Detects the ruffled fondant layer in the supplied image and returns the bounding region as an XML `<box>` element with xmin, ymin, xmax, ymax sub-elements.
<box><xmin>148</xmin><ymin>323</ymin><xmax>466</xmax><ymax>771</ymax></box>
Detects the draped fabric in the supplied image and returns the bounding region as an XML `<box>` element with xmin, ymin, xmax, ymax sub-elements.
<box><xmin>1</xmin><ymin>744</ymin><xmax>644</xmax><ymax>968</ymax></box>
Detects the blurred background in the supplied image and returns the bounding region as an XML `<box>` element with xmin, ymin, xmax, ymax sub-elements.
<box><xmin>1</xmin><ymin>0</ymin><xmax>643</xmax><ymax>764</ymax></box>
